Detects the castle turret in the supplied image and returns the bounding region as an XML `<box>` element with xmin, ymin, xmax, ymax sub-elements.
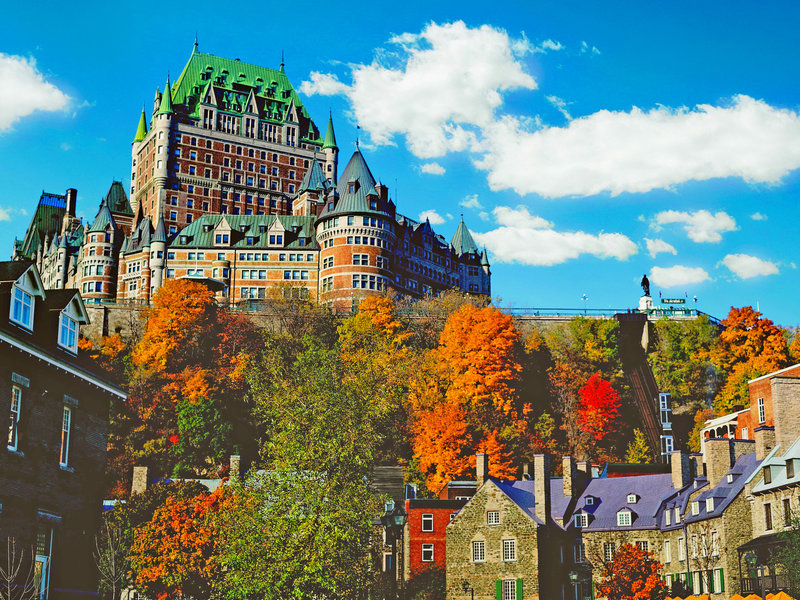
<box><xmin>150</xmin><ymin>216</ymin><xmax>167</xmax><ymax>292</ymax></box>
<box><xmin>152</xmin><ymin>78</ymin><xmax>173</xmax><ymax>217</ymax></box>
<box><xmin>322</xmin><ymin>113</ymin><xmax>339</xmax><ymax>183</ymax></box>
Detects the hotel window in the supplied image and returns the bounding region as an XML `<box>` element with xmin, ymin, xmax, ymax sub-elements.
<box><xmin>471</xmin><ymin>540</ymin><xmax>485</xmax><ymax>562</ymax></box>
<box><xmin>421</xmin><ymin>544</ymin><xmax>434</xmax><ymax>562</ymax></box>
<box><xmin>758</xmin><ymin>397</ymin><xmax>766</xmax><ymax>423</ymax></box>
<box><xmin>8</xmin><ymin>385</ymin><xmax>21</xmax><ymax>451</ymax></box>
<box><xmin>502</xmin><ymin>539</ymin><xmax>516</xmax><ymax>562</ymax></box>
<box><xmin>421</xmin><ymin>514</ymin><xmax>433</xmax><ymax>532</ymax></box>
<box><xmin>10</xmin><ymin>286</ymin><xmax>34</xmax><ymax>329</ymax></box>
<box><xmin>59</xmin><ymin>406</ymin><xmax>71</xmax><ymax>467</ymax></box>
<box><xmin>617</xmin><ymin>511</ymin><xmax>632</xmax><ymax>526</ymax></box>
<box><xmin>58</xmin><ymin>314</ymin><xmax>78</xmax><ymax>353</ymax></box>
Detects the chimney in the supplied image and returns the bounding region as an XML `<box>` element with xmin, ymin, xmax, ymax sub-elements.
<box><xmin>65</xmin><ymin>188</ymin><xmax>77</xmax><ymax>216</ymax></box>
<box><xmin>703</xmin><ymin>439</ymin><xmax>734</xmax><ymax>487</ymax></box>
<box><xmin>229</xmin><ymin>455</ymin><xmax>241</xmax><ymax>479</ymax></box>
<box><xmin>476</xmin><ymin>453</ymin><xmax>489</xmax><ymax>485</ymax></box>
<box><xmin>671</xmin><ymin>451</ymin><xmax>691</xmax><ymax>489</ymax></box>
<box><xmin>754</xmin><ymin>426</ymin><xmax>776</xmax><ymax>460</ymax></box>
<box><xmin>533</xmin><ymin>454</ymin><xmax>550</xmax><ymax>523</ymax></box>
<box><xmin>522</xmin><ymin>462</ymin><xmax>531</xmax><ymax>480</ymax></box>
<box><xmin>562</xmin><ymin>456</ymin><xmax>576</xmax><ymax>497</ymax></box>
<box><xmin>771</xmin><ymin>377</ymin><xmax>800</xmax><ymax>451</ymax></box>
<box><xmin>731</xmin><ymin>439</ymin><xmax>755</xmax><ymax>464</ymax></box>
<box><xmin>131</xmin><ymin>466</ymin><xmax>149</xmax><ymax>495</ymax></box>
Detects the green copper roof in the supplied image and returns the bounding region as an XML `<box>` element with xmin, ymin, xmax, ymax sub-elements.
<box><xmin>157</xmin><ymin>77</ymin><xmax>174</xmax><ymax>115</ymax></box>
<box><xmin>152</xmin><ymin>217</ymin><xmax>167</xmax><ymax>243</ymax></box>
<box><xmin>298</xmin><ymin>159</ymin><xmax>330</xmax><ymax>194</ymax></box>
<box><xmin>480</xmin><ymin>248</ymin><xmax>490</xmax><ymax>266</ymax></box>
<box><xmin>171</xmin><ymin>214</ymin><xmax>318</xmax><ymax>250</ymax></box>
<box><xmin>16</xmin><ymin>191</ymin><xmax>68</xmax><ymax>259</ymax></box>
<box><xmin>323</xmin><ymin>114</ymin><xmax>337</xmax><ymax>149</ymax></box>
<box><xmin>170</xmin><ymin>50</ymin><xmax>322</xmax><ymax>144</ymax></box>
<box><xmin>103</xmin><ymin>181</ymin><xmax>134</xmax><ymax>216</ymax></box>
<box><xmin>88</xmin><ymin>203</ymin><xmax>115</xmax><ymax>233</ymax></box>
<box><xmin>133</xmin><ymin>107</ymin><xmax>148</xmax><ymax>142</ymax></box>
<box><xmin>451</xmin><ymin>218</ymin><xmax>479</xmax><ymax>256</ymax></box>
<box><xmin>319</xmin><ymin>150</ymin><xmax>394</xmax><ymax>220</ymax></box>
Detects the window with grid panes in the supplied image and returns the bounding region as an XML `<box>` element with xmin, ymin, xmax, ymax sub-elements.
<box><xmin>502</xmin><ymin>539</ymin><xmax>516</xmax><ymax>561</ymax></box>
<box><xmin>472</xmin><ymin>540</ymin><xmax>485</xmax><ymax>562</ymax></box>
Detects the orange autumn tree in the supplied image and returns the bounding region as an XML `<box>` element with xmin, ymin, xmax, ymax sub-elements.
<box><xmin>712</xmin><ymin>306</ymin><xmax>791</xmax><ymax>414</ymax></box>
<box><xmin>596</xmin><ymin>543</ymin><xmax>667</xmax><ymax>600</ymax></box>
<box><xmin>129</xmin><ymin>487</ymin><xmax>228</xmax><ymax>600</ymax></box>
<box><xmin>411</xmin><ymin>304</ymin><xmax>524</xmax><ymax>491</ymax></box>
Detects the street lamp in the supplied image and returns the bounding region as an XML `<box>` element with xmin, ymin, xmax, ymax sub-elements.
<box><xmin>581</xmin><ymin>294</ymin><xmax>588</xmax><ymax>315</ymax></box>
<box><xmin>381</xmin><ymin>500</ymin><xmax>408</xmax><ymax>600</ymax></box>
<box><xmin>461</xmin><ymin>580</ymin><xmax>474</xmax><ymax>600</ymax></box>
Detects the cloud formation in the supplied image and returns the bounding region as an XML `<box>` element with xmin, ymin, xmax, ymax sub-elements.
<box><xmin>650</xmin><ymin>265</ymin><xmax>710</xmax><ymax>288</ymax></box>
<box><xmin>473</xmin><ymin>205</ymin><xmax>637</xmax><ymax>266</ymax></box>
<box><xmin>750</xmin><ymin>212</ymin><xmax>768</xmax><ymax>221</ymax></box>
<box><xmin>459</xmin><ymin>194</ymin><xmax>483</xmax><ymax>210</ymax></box>
<box><xmin>0</xmin><ymin>54</ymin><xmax>70</xmax><ymax>132</ymax></box>
<box><xmin>300</xmin><ymin>21</ymin><xmax>536</xmax><ymax>158</ymax></box>
<box><xmin>420</xmin><ymin>162</ymin><xmax>445</xmax><ymax>175</ymax></box>
<box><xmin>720</xmin><ymin>253</ymin><xmax>779</xmax><ymax>279</ymax></box>
<box><xmin>644</xmin><ymin>238</ymin><xmax>677</xmax><ymax>258</ymax></box>
<box><xmin>418</xmin><ymin>209</ymin><xmax>447</xmax><ymax>225</ymax></box>
<box><xmin>653</xmin><ymin>210</ymin><xmax>737</xmax><ymax>243</ymax></box>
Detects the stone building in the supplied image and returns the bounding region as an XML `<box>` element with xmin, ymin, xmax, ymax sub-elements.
<box><xmin>0</xmin><ymin>261</ymin><xmax>125</xmax><ymax>600</ymax></box>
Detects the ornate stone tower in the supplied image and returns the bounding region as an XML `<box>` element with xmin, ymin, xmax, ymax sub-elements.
<box><xmin>322</xmin><ymin>113</ymin><xmax>339</xmax><ymax>183</ymax></box>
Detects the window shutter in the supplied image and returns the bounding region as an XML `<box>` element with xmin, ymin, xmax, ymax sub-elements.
<box><xmin>496</xmin><ymin>580</ymin><xmax>502</xmax><ymax>600</ymax></box>
<box><xmin>516</xmin><ymin>578</ymin><xmax>523</xmax><ymax>600</ymax></box>
<box><xmin>717</xmin><ymin>568</ymin><xmax>724</xmax><ymax>593</ymax></box>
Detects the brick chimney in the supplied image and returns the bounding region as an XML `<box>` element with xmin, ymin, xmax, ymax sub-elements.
<box><xmin>476</xmin><ymin>453</ymin><xmax>489</xmax><ymax>485</ymax></box>
<box><xmin>771</xmin><ymin>377</ymin><xmax>800</xmax><ymax>451</ymax></box>
<box><xmin>671</xmin><ymin>451</ymin><xmax>691</xmax><ymax>489</ymax></box>
<box><xmin>131</xmin><ymin>466</ymin><xmax>149</xmax><ymax>495</ymax></box>
<box><xmin>229</xmin><ymin>455</ymin><xmax>241</xmax><ymax>479</ymax></box>
<box><xmin>754</xmin><ymin>426</ymin><xmax>776</xmax><ymax>460</ymax></box>
<box><xmin>533</xmin><ymin>454</ymin><xmax>550</xmax><ymax>523</ymax></box>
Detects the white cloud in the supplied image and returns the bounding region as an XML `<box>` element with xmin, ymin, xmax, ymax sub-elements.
<box><xmin>546</xmin><ymin>95</ymin><xmax>571</xmax><ymax>120</ymax></box>
<box><xmin>0</xmin><ymin>205</ymin><xmax>26</xmax><ymax>221</ymax></box>
<box><xmin>644</xmin><ymin>238</ymin><xmax>677</xmax><ymax>258</ymax></box>
<box><xmin>478</xmin><ymin>211</ymin><xmax>490</xmax><ymax>221</ymax></box>
<box><xmin>477</xmin><ymin>96</ymin><xmax>800</xmax><ymax>198</ymax></box>
<box><xmin>750</xmin><ymin>212</ymin><xmax>768</xmax><ymax>221</ymax></box>
<box><xmin>300</xmin><ymin>21</ymin><xmax>536</xmax><ymax>158</ymax></box>
<box><xmin>513</xmin><ymin>34</ymin><xmax>564</xmax><ymax>55</ymax></box>
<box><xmin>0</xmin><ymin>207</ymin><xmax>11</xmax><ymax>222</ymax></box>
<box><xmin>654</xmin><ymin>210</ymin><xmax>737</xmax><ymax>243</ymax></box>
<box><xmin>418</xmin><ymin>209</ymin><xmax>447</xmax><ymax>225</ymax></box>
<box><xmin>650</xmin><ymin>265</ymin><xmax>710</xmax><ymax>288</ymax></box>
<box><xmin>459</xmin><ymin>194</ymin><xmax>483</xmax><ymax>210</ymax></box>
<box><xmin>473</xmin><ymin>205</ymin><xmax>637</xmax><ymax>266</ymax></box>
<box><xmin>580</xmin><ymin>41</ymin><xmax>601</xmax><ymax>55</ymax></box>
<box><xmin>420</xmin><ymin>162</ymin><xmax>446</xmax><ymax>175</ymax></box>
<box><xmin>720</xmin><ymin>253</ymin><xmax>779</xmax><ymax>279</ymax></box>
<box><xmin>0</xmin><ymin>54</ymin><xmax>70</xmax><ymax>131</ymax></box>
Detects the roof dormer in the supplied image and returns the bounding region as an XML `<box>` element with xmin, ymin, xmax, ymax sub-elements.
<box><xmin>616</xmin><ymin>507</ymin><xmax>634</xmax><ymax>527</ymax></box>
<box><xmin>9</xmin><ymin>263</ymin><xmax>46</xmax><ymax>331</ymax></box>
<box><xmin>627</xmin><ymin>493</ymin><xmax>639</xmax><ymax>504</ymax></box>
<box><xmin>57</xmin><ymin>291</ymin><xmax>89</xmax><ymax>354</ymax></box>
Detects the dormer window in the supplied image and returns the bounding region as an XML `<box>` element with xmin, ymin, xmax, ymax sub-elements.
<box><xmin>691</xmin><ymin>501</ymin><xmax>700</xmax><ymax>515</ymax></box>
<box><xmin>574</xmin><ymin>513</ymin><xmax>588</xmax><ymax>528</ymax></box>
<box><xmin>58</xmin><ymin>314</ymin><xmax>78</xmax><ymax>353</ymax></box>
<box><xmin>585</xmin><ymin>497</ymin><xmax>595</xmax><ymax>506</ymax></box>
<box><xmin>706</xmin><ymin>498</ymin><xmax>715</xmax><ymax>512</ymax></box>
<box><xmin>370</xmin><ymin>200</ymin><xmax>377</xmax><ymax>210</ymax></box>
<box><xmin>727</xmin><ymin>473</ymin><xmax>734</xmax><ymax>484</ymax></box>
<box><xmin>764</xmin><ymin>466</ymin><xmax>772</xmax><ymax>484</ymax></box>
<box><xmin>617</xmin><ymin>510</ymin><xmax>632</xmax><ymax>527</ymax></box>
<box><xmin>10</xmin><ymin>286</ymin><xmax>33</xmax><ymax>329</ymax></box>
<box><xmin>627</xmin><ymin>494</ymin><xmax>638</xmax><ymax>504</ymax></box>
<box><xmin>348</xmin><ymin>184</ymin><xmax>355</xmax><ymax>193</ymax></box>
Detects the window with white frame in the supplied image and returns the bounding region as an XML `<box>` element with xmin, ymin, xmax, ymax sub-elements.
<box><xmin>636</xmin><ymin>540</ymin><xmax>649</xmax><ymax>553</ymax></box>
<box><xmin>10</xmin><ymin>286</ymin><xmax>33</xmax><ymax>329</ymax></box>
<box><xmin>603</xmin><ymin>542</ymin><xmax>616</xmax><ymax>562</ymax></box>
<box><xmin>690</xmin><ymin>534</ymin><xmax>698</xmax><ymax>558</ymax></box>
<box><xmin>678</xmin><ymin>537</ymin><xmax>685</xmax><ymax>561</ymax></box>
<box><xmin>627</xmin><ymin>494</ymin><xmax>638</xmax><ymax>504</ymax></box>
<box><xmin>502</xmin><ymin>539</ymin><xmax>516</xmax><ymax>562</ymax></box>
<box><xmin>706</xmin><ymin>498</ymin><xmax>715</xmax><ymax>513</ymax></box>
<box><xmin>674</xmin><ymin>507</ymin><xmax>681</xmax><ymax>523</ymax></box>
<box><xmin>758</xmin><ymin>397</ymin><xmax>766</xmax><ymax>423</ymax></box>
<box><xmin>502</xmin><ymin>580</ymin><xmax>516</xmax><ymax>600</ymax></box>
<box><xmin>471</xmin><ymin>540</ymin><xmax>485</xmax><ymax>562</ymax></box>
<box><xmin>58</xmin><ymin>314</ymin><xmax>78</xmax><ymax>352</ymax></box>
<box><xmin>574</xmin><ymin>513</ymin><xmax>588</xmax><ymax>528</ymax></box>
<box><xmin>574</xmin><ymin>542</ymin><xmax>585</xmax><ymax>563</ymax></box>
<box><xmin>691</xmin><ymin>501</ymin><xmax>699</xmax><ymax>516</ymax></box>
<box><xmin>711</xmin><ymin>531</ymin><xmax>719</xmax><ymax>556</ymax></box>
<box><xmin>421</xmin><ymin>544</ymin><xmax>434</xmax><ymax>562</ymax></box>
<box><xmin>664</xmin><ymin>539</ymin><xmax>671</xmax><ymax>563</ymax></box>
<box><xmin>487</xmin><ymin>510</ymin><xmax>500</xmax><ymax>525</ymax></box>
<box><xmin>421</xmin><ymin>514</ymin><xmax>433</xmax><ymax>532</ymax></box>
<box><xmin>8</xmin><ymin>385</ymin><xmax>21</xmax><ymax>451</ymax></box>
<box><xmin>585</xmin><ymin>497</ymin><xmax>594</xmax><ymax>506</ymax></box>
<box><xmin>59</xmin><ymin>406</ymin><xmax>71</xmax><ymax>467</ymax></box>
<box><xmin>665</xmin><ymin>509</ymin><xmax>671</xmax><ymax>526</ymax></box>
<box><xmin>617</xmin><ymin>511</ymin><xmax>632</xmax><ymax>526</ymax></box>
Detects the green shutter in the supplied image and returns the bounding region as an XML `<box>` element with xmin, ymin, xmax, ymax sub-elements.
<box><xmin>718</xmin><ymin>568</ymin><xmax>725</xmax><ymax>593</ymax></box>
<box><xmin>496</xmin><ymin>580</ymin><xmax>502</xmax><ymax>600</ymax></box>
<box><xmin>516</xmin><ymin>578</ymin><xmax>523</xmax><ymax>600</ymax></box>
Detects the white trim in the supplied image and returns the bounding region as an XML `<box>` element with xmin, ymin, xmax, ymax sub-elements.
<box><xmin>748</xmin><ymin>363</ymin><xmax>800</xmax><ymax>384</ymax></box>
<box><xmin>0</xmin><ymin>331</ymin><xmax>126</xmax><ymax>398</ymax></box>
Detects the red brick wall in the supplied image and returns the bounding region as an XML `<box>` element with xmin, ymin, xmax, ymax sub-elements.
<box><xmin>405</xmin><ymin>501</ymin><xmax>461</xmax><ymax>576</ymax></box>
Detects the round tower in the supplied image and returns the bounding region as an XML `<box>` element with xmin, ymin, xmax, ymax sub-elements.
<box><xmin>322</xmin><ymin>113</ymin><xmax>339</xmax><ymax>184</ymax></box>
<box><xmin>152</xmin><ymin>78</ymin><xmax>174</xmax><ymax>217</ymax></box>
<box><xmin>150</xmin><ymin>217</ymin><xmax>168</xmax><ymax>293</ymax></box>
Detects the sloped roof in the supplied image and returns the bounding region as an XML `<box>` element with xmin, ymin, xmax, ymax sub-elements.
<box><xmin>298</xmin><ymin>159</ymin><xmax>330</xmax><ymax>194</ymax></box>
<box><xmin>133</xmin><ymin>107</ymin><xmax>148</xmax><ymax>142</ymax></box>
<box><xmin>319</xmin><ymin>150</ymin><xmax>394</xmax><ymax>220</ymax></box>
<box><xmin>573</xmin><ymin>473</ymin><xmax>674</xmax><ymax>531</ymax></box>
<box><xmin>0</xmin><ymin>261</ymin><xmax>35</xmax><ymax>283</ymax></box>
<box><xmin>323</xmin><ymin>114</ymin><xmax>337</xmax><ymax>149</ymax></box>
<box><xmin>170</xmin><ymin>214</ymin><xmax>318</xmax><ymax>250</ymax></box>
<box><xmin>751</xmin><ymin>437</ymin><xmax>799</xmax><ymax>493</ymax></box>
<box><xmin>124</xmin><ymin>218</ymin><xmax>152</xmax><ymax>255</ymax></box>
<box><xmin>492</xmin><ymin>479</ymin><xmax>543</xmax><ymax>525</ymax></box>
<box><xmin>16</xmin><ymin>191</ymin><xmax>68</xmax><ymax>259</ymax></box>
<box><xmin>88</xmin><ymin>203</ymin><xmax>115</xmax><ymax>233</ymax></box>
<box><xmin>103</xmin><ymin>181</ymin><xmax>133</xmax><ymax>216</ymax></box>
<box><xmin>157</xmin><ymin>77</ymin><xmax>173</xmax><ymax>115</ymax></box>
<box><xmin>451</xmin><ymin>218</ymin><xmax>479</xmax><ymax>256</ymax></box>
<box><xmin>152</xmin><ymin>217</ymin><xmax>167</xmax><ymax>243</ymax></box>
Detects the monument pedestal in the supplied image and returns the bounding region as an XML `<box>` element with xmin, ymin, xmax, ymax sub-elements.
<box><xmin>639</xmin><ymin>295</ymin><xmax>654</xmax><ymax>311</ymax></box>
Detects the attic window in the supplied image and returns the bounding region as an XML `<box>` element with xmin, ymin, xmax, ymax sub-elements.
<box><xmin>706</xmin><ymin>498</ymin><xmax>715</xmax><ymax>512</ymax></box>
<box><xmin>246</xmin><ymin>237</ymin><xmax>255</xmax><ymax>246</ymax></box>
<box><xmin>574</xmin><ymin>513</ymin><xmax>588</xmax><ymax>528</ymax></box>
<box><xmin>10</xmin><ymin>286</ymin><xmax>34</xmax><ymax>330</ymax></box>
<box><xmin>259</xmin><ymin>225</ymin><xmax>267</xmax><ymax>233</ymax></box>
<box><xmin>348</xmin><ymin>184</ymin><xmax>355</xmax><ymax>193</ymax></box>
<box><xmin>180</xmin><ymin>236</ymin><xmax>188</xmax><ymax>244</ymax></box>
<box><xmin>328</xmin><ymin>202</ymin><xmax>334</xmax><ymax>210</ymax></box>
<box><xmin>627</xmin><ymin>494</ymin><xmax>638</xmax><ymax>504</ymax></box>
<box><xmin>727</xmin><ymin>474</ymin><xmax>734</xmax><ymax>484</ymax></box>
<box><xmin>691</xmin><ymin>501</ymin><xmax>700</xmax><ymax>515</ymax></box>
<box><xmin>58</xmin><ymin>313</ymin><xmax>78</xmax><ymax>353</ymax></box>
<box><xmin>616</xmin><ymin>511</ymin><xmax>632</xmax><ymax>527</ymax></box>
<box><xmin>585</xmin><ymin>497</ymin><xmax>594</xmax><ymax>506</ymax></box>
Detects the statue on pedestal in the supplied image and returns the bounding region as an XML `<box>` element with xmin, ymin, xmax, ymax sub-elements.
<box><xmin>641</xmin><ymin>274</ymin><xmax>650</xmax><ymax>297</ymax></box>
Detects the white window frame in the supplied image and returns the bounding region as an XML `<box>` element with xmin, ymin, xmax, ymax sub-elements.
<box><xmin>502</xmin><ymin>579</ymin><xmax>516</xmax><ymax>600</ymax></box>
<box><xmin>58</xmin><ymin>314</ymin><xmax>78</xmax><ymax>353</ymax></box>
<box><xmin>678</xmin><ymin>537</ymin><xmax>685</xmax><ymax>561</ymax></box>
<box><xmin>674</xmin><ymin>507</ymin><xmax>681</xmax><ymax>523</ymax></box>
<box><xmin>664</xmin><ymin>539</ymin><xmax>671</xmax><ymax>563</ymax></box>
<box><xmin>421</xmin><ymin>513</ymin><xmax>434</xmax><ymax>532</ymax></box>
<box><xmin>758</xmin><ymin>397</ymin><xmax>766</xmax><ymax>424</ymax></box>
<box><xmin>421</xmin><ymin>543</ymin><xmax>434</xmax><ymax>562</ymax></box>
<box><xmin>691</xmin><ymin>501</ymin><xmax>699</xmax><ymax>516</ymax></box>
<box><xmin>59</xmin><ymin>406</ymin><xmax>71</xmax><ymax>467</ymax></box>
<box><xmin>706</xmin><ymin>498</ymin><xmax>715</xmax><ymax>513</ymax></box>
<box><xmin>471</xmin><ymin>540</ymin><xmax>485</xmax><ymax>563</ymax></box>
<box><xmin>617</xmin><ymin>511</ymin><xmax>632</xmax><ymax>526</ymax></box>
<box><xmin>603</xmin><ymin>542</ymin><xmax>615</xmax><ymax>562</ymax></box>
<box><xmin>8</xmin><ymin>385</ymin><xmax>21</xmax><ymax>451</ymax></box>
<box><xmin>665</xmin><ymin>509</ymin><xmax>671</xmax><ymax>526</ymax></box>
<box><xmin>636</xmin><ymin>540</ymin><xmax>649</xmax><ymax>553</ymax></box>
<box><xmin>10</xmin><ymin>286</ymin><xmax>34</xmax><ymax>329</ymax></box>
<box><xmin>627</xmin><ymin>494</ymin><xmax>638</xmax><ymax>504</ymax></box>
<box><xmin>574</xmin><ymin>513</ymin><xmax>588</xmax><ymax>528</ymax></box>
<box><xmin>502</xmin><ymin>539</ymin><xmax>516</xmax><ymax>562</ymax></box>
<box><xmin>487</xmin><ymin>510</ymin><xmax>500</xmax><ymax>525</ymax></box>
<box><xmin>585</xmin><ymin>497</ymin><xmax>594</xmax><ymax>506</ymax></box>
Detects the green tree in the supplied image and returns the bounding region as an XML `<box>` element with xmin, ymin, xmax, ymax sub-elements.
<box><xmin>774</xmin><ymin>515</ymin><xmax>800</xmax><ymax>595</ymax></box>
<box><xmin>624</xmin><ymin>429</ymin><xmax>651</xmax><ymax>464</ymax></box>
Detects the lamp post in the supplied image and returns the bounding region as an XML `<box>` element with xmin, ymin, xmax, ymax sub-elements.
<box><xmin>581</xmin><ymin>293</ymin><xmax>588</xmax><ymax>315</ymax></box>
<box><xmin>381</xmin><ymin>500</ymin><xmax>408</xmax><ymax>600</ymax></box>
<box><xmin>461</xmin><ymin>580</ymin><xmax>474</xmax><ymax>600</ymax></box>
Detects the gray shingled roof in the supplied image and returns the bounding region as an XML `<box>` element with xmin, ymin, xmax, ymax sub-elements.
<box><xmin>318</xmin><ymin>150</ymin><xmax>394</xmax><ymax>220</ymax></box>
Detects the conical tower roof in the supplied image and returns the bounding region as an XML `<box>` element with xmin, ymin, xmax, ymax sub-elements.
<box><xmin>323</xmin><ymin>113</ymin><xmax>338</xmax><ymax>149</ymax></box>
<box><xmin>318</xmin><ymin>149</ymin><xmax>393</xmax><ymax>220</ymax></box>
<box><xmin>88</xmin><ymin>203</ymin><xmax>116</xmax><ymax>233</ymax></box>
<box><xmin>298</xmin><ymin>159</ymin><xmax>330</xmax><ymax>194</ymax></box>
<box><xmin>480</xmin><ymin>247</ymin><xmax>491</xmax><ymax>266</ymax></box>
<box><xmin>152</xmin><ymin>216</ymin><xmax>167</xmax><ymax>243</ymax></box>
<box><xmin>133</xmin><ymin>107</ymin><xmax>148</xmax><ymax>142</ymax></box>
<box><xmin>157</xmin><ymin>77</ymin><xmax>173</xmax><ymax>115</ymax></box>
<box><xmin>451</xmin><ymin>217</ymin><xmax>479</xmax><ymax>256</ymax></box>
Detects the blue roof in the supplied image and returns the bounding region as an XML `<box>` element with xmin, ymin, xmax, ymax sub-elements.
<box><xmin>493</xmin><ymin>479</ymin><xmax>543</xmax><ymax>525</ymax></box>
<box><xmin>572</xmin><ymin>473</ymin><xmax>675</xmax><ymax>531</ymax></box>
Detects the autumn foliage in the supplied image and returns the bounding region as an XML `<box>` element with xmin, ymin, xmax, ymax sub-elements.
<box><xmin>577</xmin><ymin>373</ymin><xmax>622</xmax><ymax>442</ymax></box>
<box><xmin>596</xmin><ymin>543</ymin><xmax>667</xmax><ymax>600</ymax></box>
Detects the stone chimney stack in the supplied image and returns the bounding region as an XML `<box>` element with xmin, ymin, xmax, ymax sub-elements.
<box><xmin>771</xmin><ymin>377</ymin><xmax>800</xmax><ymax>451</ymax></box>
<box><xmin>132</xmin><ymin>466</ymin><xmax>149</xmax><ymax>495</ymax></box>
<box><xmin>704</xmin><ymin>439</ymin><xmax>735</xmax><ymax>487</ymax></box>
<box><xmin>533</xmin><ymin>454</ymin><xmax>550</xmax><ymax>523</ymax></box>
<box><xmin>562</xmin><ymin>456</ymin><xmax>576</xmax><ymax>497</ymax></box>
<box><xmin>229</xmin><ymin>455</ymin><xmax>241</xmax><ymax>480</ymax></box>
<box><xmin>754</xmin><ymin>426</ymin><xmax>776</xmax><ymax>460</ymax></box>
<box><xmin>671</xmin><ymin>451</ymin><xmax>691</xmax><ymax>489</ymax></box>
<box><xmin>476</xmin><ymin>453</ymin><xmax>489</xmax><ymax>485</ymax></box>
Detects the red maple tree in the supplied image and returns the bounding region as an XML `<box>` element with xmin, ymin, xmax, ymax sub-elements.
<box><xmin>576</xmin><ymin>372</ymin><xmax>621</xmax><ymax>442</ymax></box>
<box><xmin>596</xmin><ymin>543</ymin><xmax>667</xmax><ymax>600</ymax></box>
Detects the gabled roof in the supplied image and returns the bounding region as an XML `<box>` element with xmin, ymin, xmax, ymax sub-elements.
<box><xmin>319</xmin><ymin>150</ymin><xmax>394</xmax><ymax>220</ymax></box>
<box><xmin>124</xmin><ymin>217</ymin><xmax>153</xmax><ymax>254</ymax></box>
<box><xmin>0</xmin><ymin>261</ymin><xmax>37</xmax><ymax>284</ymax></box>
<box><xmin>492</xmin><ymin>479</ymin><xmax>544</xmax><ymax>525</ymax></box>
<box><xmin>170</xmin><ymin>214</ymin><xmax>318</xmax><ymax>250</ymax></box>
<box><xmin>752</xmin><ymin>436</ymin><xmax>800</xmax><ymax>494</ymax></box>
<box><xmin>451</xmin><ymin>218</ymin><xmax>479</xmax><ymax>256</ymax></box>
<box><xmin>42</xmin><ymin>289</ymin><xmax>89</xmax><ymax>324</ymax></box>
<box><xmin>15</xmin><ymin>191</ymin><xmax>68</xmax><ymax>259</ymax></box>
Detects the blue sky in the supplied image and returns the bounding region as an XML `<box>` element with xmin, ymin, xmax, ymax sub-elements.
<box><xmin>1</xmin><ymin>1</ymin><xmax>799</xmax><ymax>326</ymax></box>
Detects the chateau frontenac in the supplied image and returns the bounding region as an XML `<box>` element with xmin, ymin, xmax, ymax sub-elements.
<box><xmin>11</xmin><ymin>46</ymin><xmax>489</xmax><ymax>310</ymax></box>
